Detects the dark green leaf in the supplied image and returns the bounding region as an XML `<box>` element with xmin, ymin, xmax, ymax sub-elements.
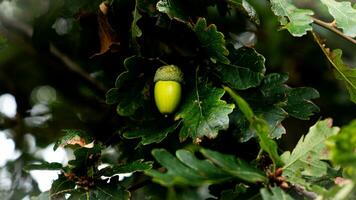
<box><xmin>216</xmin><ymin>46</ymin><xmax>266</xmax><ymax>90</ymax></box>
<box><xmin>260</xmin><ymin>187</ymin><xmax>293</xmax><ymax>200</ymax></box>
<box><xmin>24</xmin><ymin>162</ymin><xmax>63</xmax><ymax>171</ymax></box>
<box><xmin>227</xmin><ymin>0</ymin><xmax>260</xmax><ymax>25</ymax></box>
<box><xmin>320</xmin><ymin>0</ymin><xmax>356</xmax><ymax>37</ymax></box>
<box><xmin>175</xmin><ymin>85</ymin><xmax>235</xmax><ymax>142</ymax></box>
<box><xmin>132</xmin><ymin>0</ymin><xmax>143</xmax><ymax>38</ymax></box>
<box><xmin>50</xmin><ymin>174</ymin><xmax>76</xmax><ymax>199</ymax></box>
<box><xmin>108</xmin><ymin>56</ymin><xmax>151</xmax><ymax>116</ymax></box>
<box><xmin>282</xmin><ymin>119</ymin><xmax>339</xmax><ymax>187</ymax></box>
<box><xmin>146</xmin><ymin>148</ymin><xmax>266</xmax><ymax>187</ymax></box>
<box><xmin>224</xmin><ymin>86</ymin><xmax>283</xmax><ymax>167</ymax></box>
<box><xmin>193</xmin><ymin>18</ymin><xmax>229</xmax><ymax>64</ymax></box>
<box><xmin>101</xmin><ymin>159</ymin><xmax>153</xmax><ymax>176</ymax></box>
<box><xmin>68</xmin><ymin>181</ymin><xmax>130</xmax><ymax>200</ymax></box>
<box><xmin>54</xmin><ymin>129</ymin><xmax>92</xmax><ymax>151</ymax></box>
<box><xmin>200</xmin><ymin>149</ymin><xmax>267</xmax><ymax>183</ymax></box>
<box><xmin>284</xmin><ymin>87</ymin><xmax>320</xmax><ymax>120</ymax></box>
<box><xmin>270</xmin><ymin>0</ymin><xmax>314</xmax><ymax>36</ymax></box>
<box><xmin>105</xmin><ymin>88</ymin><xmax>120</xmax><ymax>104</ymax></box>
<box><xmin>156</xmin><ymin>0</ymin><xmax>188</xmax><ymax>22</ymax></box>
<box><xmin>123</xmin><ymin>122</ymin><xmax>180</xmax><ymax>145</ymax></box>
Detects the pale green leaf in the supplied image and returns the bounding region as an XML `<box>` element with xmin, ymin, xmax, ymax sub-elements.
<box><xmin>270</xmin><ymin>0</ymin><xmax>314</xmax><ymax>36</ymax></box>
<box><xmin>320</xmin><ymin>0</ymin><xmax>356</xmax><ymax>37</ymax></box>
<box><xmin>282</xmin><ymin>119</ymin><xmax>340</xmax><ymax>186</ymax></box>
<box><xmin>260</xmin><ymin>187</ymin><xmax>293</xmax><ymax>200</ymax></box>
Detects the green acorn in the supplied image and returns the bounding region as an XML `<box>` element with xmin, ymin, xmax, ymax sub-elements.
<box><xmin>154</xmin><ymin>65</ymin><xmax>184</xmax><ymax>115</ymax></box>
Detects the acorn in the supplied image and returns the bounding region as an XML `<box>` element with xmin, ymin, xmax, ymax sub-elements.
<box><xmin>154</xmin><ymin>65</ymin><xmax>184</xmax><ymax>115</ymax></box>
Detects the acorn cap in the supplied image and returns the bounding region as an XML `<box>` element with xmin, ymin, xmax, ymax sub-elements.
<box><xmin>154</xmin><ymin>65</ymin><xmax>184</xmax><ymax>83</ymax></box>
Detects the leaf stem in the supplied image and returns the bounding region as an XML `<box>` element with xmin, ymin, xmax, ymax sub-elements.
<box><xmin>312</xmin><ymin>17</ymin><xmax>356</xmax><ymax>45</ymax></box>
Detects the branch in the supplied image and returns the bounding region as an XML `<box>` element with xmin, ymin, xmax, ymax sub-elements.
<box><xmin>49</xmin><ymin>44</ymin><xmax>107</xmax><ymax>94</ymax></box>
<box><xmin>0</xmin><ymin>14</ymin><xmax>108</xmax><ymax>94</ymax></box>
<box><xmin>312</xmin><ymin>17</ymin><xmax>356</xmax><ymax>45</ymax></box>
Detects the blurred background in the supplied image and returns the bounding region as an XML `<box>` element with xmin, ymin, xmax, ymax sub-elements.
<box><xmin>0</xmin><ymin>0</ymin><xmax>355</xmax><ymax>199</ymax></box>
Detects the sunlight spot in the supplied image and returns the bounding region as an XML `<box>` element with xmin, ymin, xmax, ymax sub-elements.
<box><xmin>0</xmin><ymin>131</ymin><xmax>21</xmax><ymax>167</ymax></box>
<box><xmin>0</xmin><ymin>93</ymin><xmax>17</xmax><ymax>118</ymax></box>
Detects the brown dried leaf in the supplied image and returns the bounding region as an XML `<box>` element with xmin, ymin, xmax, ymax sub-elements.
<box><xmin>90</xmin><ymin>2</ymin><xmax>120</xmax><ymax>58</ymax></box>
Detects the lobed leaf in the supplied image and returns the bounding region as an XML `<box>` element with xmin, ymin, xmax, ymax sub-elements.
<box><xmin>327</xmin><ymin>120</ymin><xmax>356</xmax><ymax>179</ymax></box>
<box><xmin>216</xmin><ymin>46</ymin><xmax>266</xmax><ymax>90</ymax></box>
<box><xmin>224</xmin><ymin>86</ymin><xmax>283</xmax><ymax>167</ymax></box>
<box><xmin>123</xmin><ymin>122</ymin><xmax>180</xmax><ymax>145</ymax></box>
<box><xmin>260</xmin><ymin>187</ymin><xmax>293</xmax><ymax>200</ymax></box>
<box><xmin>193</xmin><ymin>18</ymin><xmax>230</xmax><ymax>64</ymax></box>
<box><xmin>227</xmin><ymin>0</ymin><xmax>260</xmax><ymax>25</ymax></box>
<box><xmin>282</xmin><ymin>119</ymin><xmax>340</xmax><ymax>187</ymax></box>
<box><xmin>146</xmin><ymin>148</ymin><xmax>266</xmax><ymax>187</ymax></box>
<box><xmin>313</xmin><ymin>32</ymin><xmax>356</xmax><ymax>104</ymax></box>
<box><xmin>100</xmin><ymin>159</ymin><xmax>153</xmax><ymax>176</ymax></box>
<box><xmin>270</xmin><ymin>0</ymin><xmax>314</xmax><ymax>36</ymax></box>
<box><xmin>156</xmin><ymin>0</ymin><xmax>188</xmax><ymax>22</ymax></box>
<box><xmin>175</xmin><ymin>85</ymin><xmax>235</xmax><ymax>142</ymax></box>
<box><xmin>320</xmin><ymin>0</ymin><xmax>356</xmax><ymax>37</ymax></box>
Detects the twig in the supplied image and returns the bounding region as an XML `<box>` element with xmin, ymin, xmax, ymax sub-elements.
<box><xmin>312</xmin><ymin>17</ymin><xmax>356</xmax><ymax>45</ymax></box>
<box><xmin>291</xmin><ymin>184</ymin><xmax>318</xmax><ymax>199</ymax></box>
<box><xmin>49</xmin><ymin>44</ymin><xmax>107</xmax><ymax>94</ymax></box>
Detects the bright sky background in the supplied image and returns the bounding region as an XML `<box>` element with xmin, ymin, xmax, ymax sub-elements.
<box><xmin>0</xmin><ymin>93</ymin><xmax>66</xmax><ymax>192</ymax></box>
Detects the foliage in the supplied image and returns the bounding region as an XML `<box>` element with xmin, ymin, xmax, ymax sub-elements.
<box><xmin>0</xmin><ymin>0</ymin><xmax>355</xmax><ymax>199</ymax></box>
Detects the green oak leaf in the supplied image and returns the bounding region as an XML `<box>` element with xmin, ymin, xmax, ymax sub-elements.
<box><xmin>50</xmin><ymin>174</ymin><xmax>76</xmax><ymax>199</ymax></box>
<box><xmin>68</xmin><ymin>179</ymin><xmax>130</xmax><ymax>200</ymax></box>
<box><xmin>132</xmin><ymin>0</ymin><xmax>143</xmax><ymax>38</ymax></box>
<box><xmin>145</xmin><ymin>148</ymin><xmax>266</xmax><ymax>187</ymax></box>
<box><xmin>24</xmin><ymin>162</ymin><xmax>63</xmax><ymax>171</ymax></box>
<box><xmin>327</xmin><ymin>120</ymin><xmax>356</xmax><ymax>179</ymax></box>
<box><xmin>156</xmin><ymin>0</ymin><xmax>188</xmax><ymax>22</ymax></box>
<box><xmin>224</xmin><ymin>86</ymin><xmax>283</xmax><ymax>167</ymax></box>
<box><xmin>216</xmin><ymin>46</ymin><xmax>266</xmax><ymax>90</ymax></box>
<box><xmin>106</xmin><ymin>56</ymin><xmax>151</xmax><ymax>116</ymax></box>
<box><xmin>200</xmin><ymin>149</ymin><xmax>267</xmax><ymax>183</ymax></box>
<box><xmin>260</xmin><ymin>187</ymin><xmax>293</xmax><ymax>200</ymax></box>
<box><xmin>270</xmin><ymin>0</ymin><xmax>314</xmax><ymax>36</ymax></box>
<box><xmin>123</xmin><ymin>122</ymin><xmax>180</xmax><ymax>145</ymax></box>
<box><xmin>193</xmin><ymin>18</ymin><xmax>230</xmax><ymax>64</ymax></box>
<box><xmin>314</xmin><ymin>32</ymin><xmax>356</xmax><ymax>104</ymax></box>
<box><xmin>281</xmin><ymin>119</ymin><xmax>339</xmax><ymax>187</ymax></box>
<box><xmin>284</xmin><ymin>87</ymin><xmax>320</xmax><ymax>120</ymax></box>
<box><xmin>175</xmin><ymin>85</ymin><xmax>234</xmax><ymax>142</ymax></box>
<box><xmin>100</xmin><ymin>159</ymin><xmax>153</xmax><ymax>176</ymax></box>
<box><xmin>227</xmin><ymin>0</ymin><xmax>260</xmax><ymax>25</ymax></box>
<box><xmin>320</xmin><ymin>0</ymin><xmax>356</xmax><ymax>37</ymax></box>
